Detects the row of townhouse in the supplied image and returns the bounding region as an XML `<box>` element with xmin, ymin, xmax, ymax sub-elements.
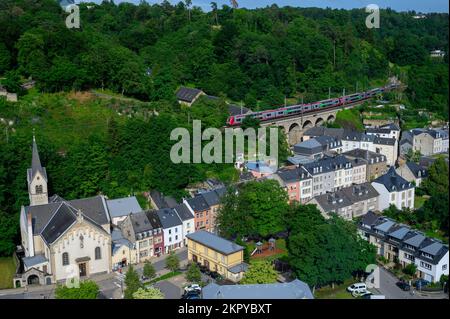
<box><xmin>273</xmin><ymin>154</ymin><xmax>368</xmax><ymax>204</ymax></box>
<box><xmin>302</xmin><ymin>126</ymin><xmax>399</xmax><ymax>166</ymax></box>
<box><xmin>359</xmin><ymin>211</ymin><xmax>449</xmax><ymax>283</ymax></box>
<box><xmin>113</xmin><ymin>187</ymin><xmax>227</xmax><ymax>268</ymax></box>
<box><xmin>400</xmin><ymin>127</ymin><xmax>449</xmax><ymax>157</ymax></box>
<box><xmin>309</xmin><ymin>182</ymin><xmax>380</xmax><ymax>220</ymax></box>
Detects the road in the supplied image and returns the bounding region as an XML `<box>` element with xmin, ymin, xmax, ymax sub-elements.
<box><xmin>0</xmin><ymin>248</ymin><xmax>188</xmax><ymax>299</ymax></box>
<box><xmin>373</xmin><ymin>267</ymin><xmax>447</xmax><ymax>299</ymax></box>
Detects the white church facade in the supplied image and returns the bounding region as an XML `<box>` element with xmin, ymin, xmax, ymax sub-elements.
<box><xmin>14</xmin><ymin>137</ymin><xmax>112</xmax><ymax>287</ymax></box>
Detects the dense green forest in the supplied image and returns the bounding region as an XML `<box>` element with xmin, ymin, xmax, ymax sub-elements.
<box><xmin>0</xmin><ymin>1</ymin><xmax>449</xmax><ymax>256</ymax></box>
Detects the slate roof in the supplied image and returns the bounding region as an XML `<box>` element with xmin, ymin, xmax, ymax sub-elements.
<box><xmin>228</xmin><ymin>104</ymin><xmax>251</xmax><ymax>116</ymax></box>
<box><xmin>24</xmin><ymin>195</ymin><xmax>109</xmax><ymax>236</ymax></box>
<box><xmin>40</xmin><ymin>202</ymin><xmax>78</xmax><ymax>244</ymax></box>
<box><xmin>149</xmin><ymin>190</ymin><xmax>178</xmax><ymax>209</ymax></box>
<box><xmin>107</xmin><ymin>196</ymin><xmax>142</xmax><ymax>218</ymax></box>
<box><xmin>313</xmin><ymin>183</ymin><xmax>379</xmax><ymax>213</ymax></box>
<box><xmin>129</xmin><ymin>211</ymin><xmax>154</xmax><ymax>234</ymax></box>
<box><xmin>202</xmin><ymin>279</ymin><xmax>314</xmax><ymax>299</ymax></box>
<box><xmin>343</xmin><ymin>149</ymin><xmax>386</xmax><ymax>162</ymax></box>
<box><xmin>23</xmin><ymin>254</ymin><xmax>48</xmax><ymax>268</ymax></box>
<box><xmin>405</xmin><ymin>162</ymin><xmax>428</xmax><ymax>179</ymax></box>
<box><xmin>276</xmin><ymin>166</ymin><xmax>310</xmax><ymax>183</ymax></box>
<box><xmin>372</xmin><ymin>167</ymin><xmax>414</xmax><ymax>192</ymax></box>
<box><xmin>186</xmin><ymin>231</ymin><xmax>244</xmax><ymax>255</ymax></box>
<box><xmin>302</xmin><ymin>155</ymin><xmax>353</xmax><ymax>176</ymax></box>
<box><xmin>176</xmin><ymin>87</ymin><xmax>203</xmax><ymax>103</ymax></box>
<box><xmin>111</xmin><ymin>228</ymin><xmax>134</xmax><ymax>254</ymax></box>
<box><xmin>173</xmin><ymin>203</ymin><xmax>194</xmax><ymax>221</ymax></box>
<box><xmin>228</xmin><ymin>262</ymin><xmax>249</xmax><ymax>274</ymax></box>
<box><xmin>156</xmin><ymin>208</ymin><xmax>182</xmax><ymax>229</ymax></box>
<box><xmin>145</xmin><ymin>210</ymin><xmax>163</xmax><ymax>229</ymax></box>
<box><xmin>186</xmin><ymin>195</ymin><xmax>210</xmax><ymax>212</ymax></box>
<box><xmin>358</xmin><ymin>214</ymin><xmax>449</xmax><ymax>265</ymax></box>
<box><xmin>27</xmin><ymin>137</ymin><xmax>47</xmax><ymax>182</ymax></box>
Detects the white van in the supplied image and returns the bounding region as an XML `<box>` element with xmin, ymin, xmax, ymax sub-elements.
<box><xmin>368</xmin><ymin>295</ymin><xmax>385</xmax><ymax>299</ymax></box>
<box><xmin>347</xmin><ymin>283</ymin><xmax>367</xmax><ymax>293</ymax></box>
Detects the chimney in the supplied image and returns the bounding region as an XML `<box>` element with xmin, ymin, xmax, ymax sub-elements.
<box><xmin>27</xmin><ymin>212</ymin><xmax>35</xmax><ymax>257</ymax></box>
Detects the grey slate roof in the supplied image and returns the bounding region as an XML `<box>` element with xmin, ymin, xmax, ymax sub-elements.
<box><xmin>25</xmin><ymin>195</ymin><xmax>109</xmax><ymax>242</ymax></box>
<box><xmin>23</xmin><ymin>254</ymin><xmax>48</xmax><ymax>268</ymax></box>
<box><xmin>156</xmin><ymin>208</ymin><xmax>182</xmax><ymax>229</ymax></box>
<box><xmin>202</xmin><ymin>279</ymin><xmax>314</xmax><ymax>299</ymax></box>
<box><xmin>186</xmin><ymin>195</ymin><xmax>209</xmax><ymax>212</ymax></box>
<box><xmin>145</xmin><ymin>210</ymin><xmax>163</xmax><ymax>229</ymax></box>
<box><xmin>405</xmin><ymin>162</ymin><xmax>428</xmax><ymax>179</ymax></box>
<box><xmin>176</xmin><ymin>87</ymin><xmax>203</xmax><ymax>103</ymax></box>
<box><xmin>186</xmin><ymin>231</ymin><xmax>243</xmax><ymax>255</ymax></box>
<box><xmin>112</xmin><ymin>228</ymin><xmax>134</xmax><ymax>254</ymax></box>
<box><xmin>343</xmin><ymin>149</ymin><xmax>386</xmax><ymax>162</ymax></box>
<box><xmin>173</xmin><ymin>203</ymin><xmax>194</xmax><ymax>221</ymax></box>
<box><xmin>372</xmin><ymin>167</ymin><xmax>414</xmax><ymax>192</ymax></box>
<box><xmin>373</xmin><ymin>220</ymin><xmax>396</xmax><ymax>233</ymax></box>
<box><xmin>129</xmin><ymin>211</ymin><xmax>154</xmax><ymax>234</ymax></box>
<box><xmin>106</xmin><ymin>196</ymin><xmax>142</xmax><ymax>218</ymax></box>
<box><xmin>403</xmin><ymin>233</ymin><xmax>426</xmax><ymax>248</ymax></box>
<box><xmin>388</xmin><ymin>226</ymin><xmax>410</xmax><ymax>240</ymax></box>
<box><xmin>228</xmin><ymin>262</ymin><xmax>249</xmax><ymax>274</ymax></box>
<box><xmin>41</xmin><ymin>202</ymin><xmax>78</xmax><ymax>244</ymax></box>
<box><xmin>27</xmin><ymin>137</ymin><xmax>47</xmax><ymax>182</ymax></box>
<box><xmin>149</xmin><ymin>190</ymin><xmax>178</xmax><ymax>209</ymax></box>
<box><xmin>360</xmin><ymin>211</ymin><xmax>380</xmax><ymax>228</ymax></box>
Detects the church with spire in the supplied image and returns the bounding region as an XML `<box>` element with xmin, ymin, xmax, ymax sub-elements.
<box><xmin>14</xmin><ymin>136</ymin><xmax>112</xmax><ymax>287</ymax></box>
<box><xmin>27</xmin><ymin>135</ymin><xmax>48</xmax><ymax>206</ymax></box>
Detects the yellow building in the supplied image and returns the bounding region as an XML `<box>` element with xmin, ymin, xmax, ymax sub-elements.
<box><xmin>186</xmin><ymin>231</ymin><xmax>248</xmax><ymax>282</ymax></box>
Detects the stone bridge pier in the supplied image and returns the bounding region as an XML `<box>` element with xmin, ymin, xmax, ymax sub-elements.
<box><xmin>260</xmin><ymin>108</ymin><xmax>339</xmax><ymax>146</ymax></box>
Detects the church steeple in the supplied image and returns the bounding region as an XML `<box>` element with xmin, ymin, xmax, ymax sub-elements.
<box><xmin>27</xmin><ymin>133</ymin><xmax>48</xmax><ymax>206</ymax></box>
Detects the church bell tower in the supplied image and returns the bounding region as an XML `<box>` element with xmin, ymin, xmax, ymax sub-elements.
<box><xmin>27</xmin><ymin>134</ymin><xmax>48</xmax><ymax>206</ymax></box>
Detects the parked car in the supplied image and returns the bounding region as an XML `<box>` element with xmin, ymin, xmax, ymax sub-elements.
<box><xmin>184</xmin><ymin>284</ymin><xmax>202</xmax><ymax>293</ymax></box>
<box><xmin>396</xmin><ymin>281</ymin><xmax>411</xmax><ymax>291</ymax></box>
<box><xmin>367</xmin><ymin>295</ymin><xmax>386</xmax><ymax>299</ymax></box>
<box><xmin>347</xmin><ymin>283</ymin><xmax>367</xmax><ymax>294</ymax></box>
<box><xmin>414</xmin><ymin>279</ymin><xmax>430</xmax><ymax>288</ymax></box>
<box><xmin>181</xmin><ymin>291</ymin><xmax>201</xmax><ymax>299</ymax></box>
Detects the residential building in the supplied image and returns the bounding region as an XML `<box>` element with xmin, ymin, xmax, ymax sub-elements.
<box><xmin>272</xmin><ymin>166</ymin><xmax>312</xmax><ymax>204</ymax></box>
<box><xmin>120</xmin><ymin>211</ymin><xmax>163</xmax><ymax>263</ymax></box>
<box><xmin>343</xmin><ymin>149</ymin><xmax>388</xmax><ymax>181</ymax></box>
<box><xmin>186</xmin><ymin>231</ymin><xmax>248</xmax><ymax>283</ymax></box>
<box><xmin>202</xmin><ymin>279</ymin><xmax>314</xmax><ymax>299</ymax></box>
<box><xmin>106</xmin><ymin>196</ymin><xmax>142</xmax><ymax>225</ymax></box>
<box><xmin>410</xmin><ymin>129</ymin><xmax>443</xmax><ymax>156</ymax></box>
<box><xmin>430</xmin><ymin>49</ymin><xmax>445</xmax><ymax>58</ymax></box>
<box><xmin>366</xmin><ymin>123</ymin><xmax>401</xmax><ymax>140</ymax></box>
<box><xmin>184</xmin><ymin>187</ymin><xmax>226</xmax><ymax>233</ymax></box>
<box><xmin>175</xmin><ymin>87</ymin><xmax>205</xmax><ymax>106</ymax></box>
<box><xmin>245</xmin><ymin>160</ymin><xmax>277</xmax><ymax>178</ymax></box>
<box><xmin>173</xmin><ymin>203</ymin><xmax>195</xmax><ymax>246</ymax></box>
<box><xmin>359</xmin><ymin>212</ymin><xmax>449</xmax><ymax>283</ymax></box>
<box><xmin>303</xmin><ymin>127</ymin><xmax>398</xmax><ymax>166</ymax></box>
<box><xmin>293</xmin><ymin>136</ymin><xmax>342</xmax><ymax>160</ymax></box>
<box><xmin>396</xmin><ymin>162</ymin><xmax>428</xmax><ymax>187</ymax></box>
<box><xmin>371</xmin><ymin>167</ymin><xmax>415</xmax><ymax>211</ymax></box>
<box><xmin>156</xmin><ymin>208</ymin><xmax>183</xmax><ymax>254</ymax></box>
<box><xmin>309</xmin><ymin>183</ymin><xmax>379</xmax><ymax>220</ymax></box>
<box><xmin>148</xmin><ymin>189</ymin><xmax>177</xmax><ymax>210</ymax></box>
<box><xmin>111</xmin><ymin>227</ymin><xmax>136</xmax><ymax>270</ymax></box>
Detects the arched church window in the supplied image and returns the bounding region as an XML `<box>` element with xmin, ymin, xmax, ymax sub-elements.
<box><xmin>95</xmin><ymin>247</ymin><xmax>101</xmax><ymax>260</ymax></box>
<box><xmin>62</xmin><ymin>252</ymin><xmax>69</xmax><ymax>266</ymax></box>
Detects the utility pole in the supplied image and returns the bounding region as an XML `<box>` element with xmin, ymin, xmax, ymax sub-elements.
<box><xmin>328</xmin><ymin>87</ymin><xmax>331</xmax><ymax>99</ymax></box>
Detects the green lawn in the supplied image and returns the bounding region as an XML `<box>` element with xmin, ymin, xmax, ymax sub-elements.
<box><xmin>314</xmin><ymin>279</ymin><xmax>355</xmax><ymax>299</ymax></box>
<box><xmin>414</xmin><ymin>195</ymin><xmax>428</xmax><ymax>209</ymax></box>
<box><xmin>0</xmin><ymin>257</ymin><xmax>16</xmax><ymax>289</ymax></box>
